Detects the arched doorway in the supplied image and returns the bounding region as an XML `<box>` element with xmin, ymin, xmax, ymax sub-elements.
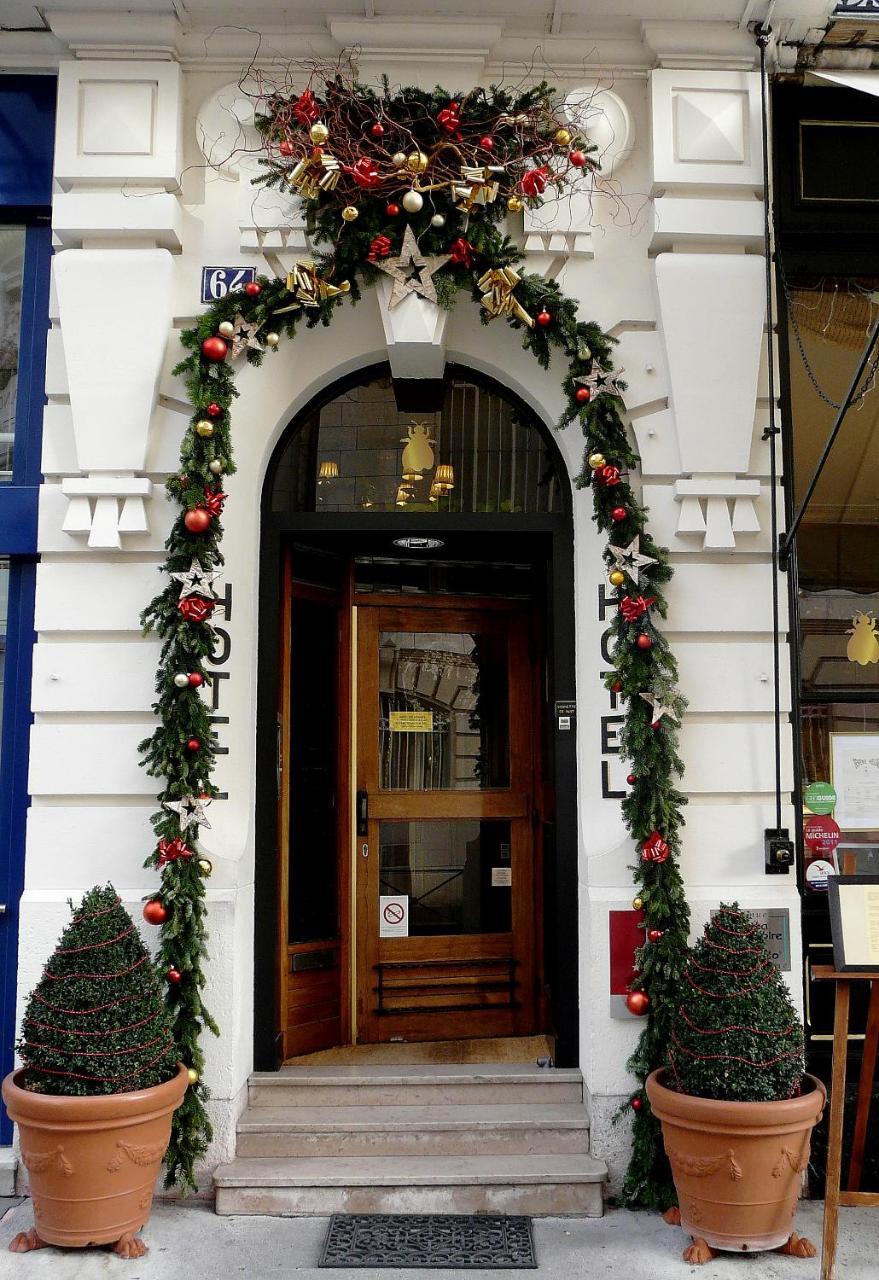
<box><xmin>253</xmin><ymin>364</ymin><xmax>578</xmax><ymax>1067</ymax></box>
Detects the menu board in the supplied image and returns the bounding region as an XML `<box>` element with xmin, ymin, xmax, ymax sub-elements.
<box><xmin>828</xmin><ymin>876</ymin><xmax>879</xmax><ymax>972</ymax></box>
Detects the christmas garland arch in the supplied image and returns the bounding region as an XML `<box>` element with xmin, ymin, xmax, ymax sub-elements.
<box><xmin>140</xmin><ymin>67</ymin><xmax>689</xmax><ymax>1205</ymax></box>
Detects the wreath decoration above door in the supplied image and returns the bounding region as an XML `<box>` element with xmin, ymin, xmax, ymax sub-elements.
<box><xmin>139</xmin><ymin>63</ymin><xmax>688</xmax><ymax>1206</ymax></box>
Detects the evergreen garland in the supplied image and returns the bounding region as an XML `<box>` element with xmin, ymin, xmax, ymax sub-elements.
<box><xmin>667</xmin><ymin>904</ymin><xmax>804</xmax><ymax>1103</ymax></box>
<box><xmin>142</xmin><ymin>67</ymin><xmax>691</xmax><ymax>1201</ymax></box>
<box><xmin>16</xmin><ymin>886</ymin><xmax>178</xmax><ymax>1096</ymax></box>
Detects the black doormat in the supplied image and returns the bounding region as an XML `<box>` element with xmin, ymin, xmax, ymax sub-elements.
<box><xmin>319</xmin><ymin>1215</ymin><xmax>537</xmax><ymax>1269</ymax></box>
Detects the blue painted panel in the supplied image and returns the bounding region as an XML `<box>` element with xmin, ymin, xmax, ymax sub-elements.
<box><xmin>0</xmin><ymin>77</ymin><xmax>56</xmax><ymax>208</ymax></box>
<box><xmin>0</xmin><ymin>488</ymin><xmax>38</xmax><ymax>554</ymax></box>
<box><xmin>0</xmin><ymin>559</ymin><xmax>37</xmax><ymax>1142</ymax></box>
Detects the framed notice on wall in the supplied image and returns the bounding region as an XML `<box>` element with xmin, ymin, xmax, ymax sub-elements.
<box><xmin>831</xmin><ymin>733</ymin><xmax>879</xmax><ymax>830</ymax></box>
<box><xmin>828</xmin><ymin>875</ymin><xmax>879</xmax><ymax>972</ymax></box>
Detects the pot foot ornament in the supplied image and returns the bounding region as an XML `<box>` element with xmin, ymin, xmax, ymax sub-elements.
<box><xmin>662</xmin><ymin>1207</ymin><xmax>682</xmax><ymax>1226</ymax></box>
<box><xmin>112</xmin><ymin>1232</ymin><xmax>148</xmax><ymax>1259</ymax></box>
<box><xmin>682</xmin><ymin>1238</ymin><xmax>716</xmax><ymax>1265</ymax></box>
<box><xmin>777</xmin><ymin>1232</ymin><xmax>817</xmax><ymax>1259</ymax></box>
<box><xmin>9</xmin><ymin>1229</ymin><xmax>48</xmax><ymax>1253</ymax></box>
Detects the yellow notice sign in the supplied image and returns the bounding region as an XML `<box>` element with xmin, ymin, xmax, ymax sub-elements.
<box><xmin>389</xmin><ymin>711</ymin><xmax>434</xmax><ymax>733</ymax></box>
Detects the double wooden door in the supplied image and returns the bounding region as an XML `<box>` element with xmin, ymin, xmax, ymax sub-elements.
<box><xmin>355</xmin><ymin>599</ymin><xmax>541</xmax><ymax>1043</ymax></box>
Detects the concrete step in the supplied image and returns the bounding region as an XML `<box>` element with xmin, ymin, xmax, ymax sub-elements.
<box><xmin>214</xmin><ymin>1153</ymin><xmax>607</xmax><ymax>1217</ymax></box>
<box><xmin>248</xmin><ymin>1063</ymin><xmax>583</xmax><ymax>1108</ymax></box>
<box><xmin>236</xmin><ymin>1103</ymin><xmax>591</xmax><ymax>1158</ymax></box>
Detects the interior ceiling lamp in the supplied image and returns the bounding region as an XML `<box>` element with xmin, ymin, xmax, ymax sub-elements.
<box><xmin>395</xmin><ymin>483</ymin><xmax>414</xmax><ymax>507</ymax></box>
<box><xmin>318</xmin><ymin>460</ymin><xmax>339</xmax><ymax>482</ymax></box>
<box><xmin>432</xmin><ymin>463</ymin><xmax>455</xmax><ymax>494</ymax></box>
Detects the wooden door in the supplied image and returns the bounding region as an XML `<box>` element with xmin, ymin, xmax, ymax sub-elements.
<box><xmin>355</xmin><ymin>599</ymin><xmax>541</xmax><ymax>1043</ymax></box>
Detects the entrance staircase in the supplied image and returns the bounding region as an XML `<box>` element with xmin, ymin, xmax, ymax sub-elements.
<box><xmin>214</xmin><ymin>1063</ymin><xmax>606</xmax><ymax>1216</ymax></box>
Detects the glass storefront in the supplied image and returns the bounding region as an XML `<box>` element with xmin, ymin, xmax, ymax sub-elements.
<box><xmin>0</xmin><ymin>228</ymin><xmax>26</xmax><ymax>484</ymax></box>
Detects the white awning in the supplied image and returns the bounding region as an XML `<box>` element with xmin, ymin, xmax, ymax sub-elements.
<box><xmin>807</xmin><ymin>69</ymin><xmax>879</xmax><ymax>98</ymax></box>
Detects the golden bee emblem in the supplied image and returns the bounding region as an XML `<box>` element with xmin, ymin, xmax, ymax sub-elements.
<box><xmin>847</xmin><ymin>611</ymin><xmax>879</xmax><ymax>666</ymax></box>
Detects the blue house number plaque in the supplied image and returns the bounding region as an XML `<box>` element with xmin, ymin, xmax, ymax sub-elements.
<box><xmin>201</xmin><ymin>266</ymin><xmax>257</xmax><ymax>304</ymax></box>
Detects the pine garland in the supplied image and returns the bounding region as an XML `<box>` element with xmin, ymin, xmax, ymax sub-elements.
<box><xmin>140</xmin><ymin>66</ymin><xmax>690</xmax><ymax>1201</ymax></box>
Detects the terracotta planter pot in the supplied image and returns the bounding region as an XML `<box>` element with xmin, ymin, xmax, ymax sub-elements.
<box><xmin>646</xmin><ymin>1068</ymin><xmax>826</xmax><ymax>1253</ymax></box>
<box><xmin>2</xmin><ymin>1064</ymin><xmax>188</xmax><ymax>1249</ymax></box>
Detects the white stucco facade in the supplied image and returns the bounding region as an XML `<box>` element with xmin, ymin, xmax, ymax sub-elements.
<box><xmin>2</xmin><ymin>5</ymin><xmax>838</xmax><ymax>1188</ymax></box>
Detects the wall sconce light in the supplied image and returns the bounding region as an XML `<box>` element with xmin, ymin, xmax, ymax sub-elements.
<box><xmin>318</xmin><ymin>460</ymin><xmax>339</xmax><ymax>483</ymax></box>
<box><xmin>432</xmin><ymin>463</ymin><xmax>455</xmax><ymax>494</ymax></box>
<box><xmin>395</xmin><ymin>484</ymin><xmax>414</xmax><ymax>507</ymax></box>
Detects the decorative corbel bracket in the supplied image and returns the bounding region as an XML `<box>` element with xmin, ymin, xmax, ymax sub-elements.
<box><xmin>61</xmin><ymin>476</ymin><xmax>153</xmax><ymax>550</ymax></box>
<box><xmin>673</xmin><ymin>477</ymin><xmax>761</xmax><ymax>549</ymax></box>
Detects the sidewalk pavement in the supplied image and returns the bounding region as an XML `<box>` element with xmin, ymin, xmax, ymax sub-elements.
<box><xmin>0</xmin><ymin>1197</ymin><xmax>873</xmax><ymax>1279</ymax></box>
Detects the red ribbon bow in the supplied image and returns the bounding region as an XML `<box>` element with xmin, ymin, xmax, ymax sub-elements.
<box><xmin>202</xmin><ymin>487</ymin><xmax>227</xmax><ymax>518</ymax></box>
<box><xmin>619</xmin><ymin>595</ymin><xmax>656</xmax><ymax>622</ymax></box>
<box><xmin>642</xmin><ymin>830</ymin><xmax>670</xmax><ymax>864</ymax></box>
<box><xmin>158</xmin><ymin>837</ymin><xmax>194</xmax><ymax>866</ymax></box>
<box><xmin>437</xmin><ymin>102</ymin><xmax>462</xmax><ymax>138</ymax></box>
<box><xmin>367</xmin><ymin>235</ymin><xmax>392</xmax><ymax>263</ymax></box>
<box><xmin>596</xmin><ymin>464</ymin><xmax>621</xmax><ymax>487</ymax></box>
<box><xmin>178</xmin><ymin>595</ymin><xmax>215</xmax><ymax>624</ymax></box>
<box><xmin>520</xmin><ymin>165</ymin><xmax>549</xmax><ymax>197</ymax></box>
<box><xmin>449</xmin><ymin>237</ymin><xmax>474</xmax><ymax>268</ymax></box>
<box><xmin>292</xmin><ymin>89</ymin><xmax>320</xmax><ymax>126</ymax></box>
<box><xmin>345</xmin><ymin>157</ymin><xmax>381</xmax><ymax>190</ymax></box>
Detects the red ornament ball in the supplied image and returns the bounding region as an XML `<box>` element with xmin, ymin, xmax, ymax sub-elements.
<box><xmin>570</xmin><ymin>149</ymin><xmax>587</xmax><ymax>167</ymax></box>
<box><xmin>647</xmin><ymin>929</ymin><xmax>664</xmax><ymax>943</ymax></box>
<box><xmin>536</xmin><ymin>310</ymin><xmax>552</xmax><ymax>328</ymax></box>
<box><xmin>186</xmin><ymin>737</ymin><xmax>201</xmax><ymax>752</ymax></box>
<box><xmin>626</xmin><ymin>990</ymin><xmax>650</xmax><ymax>1017</ymax></box>
<box><xmin>626</xmin><ymin>773</ymin><xmax>637</xmax><ymax>785</ymax></box>
<box><xmin>479</xmin><ymin>135</ymin><xmax>495</xmax><ymax>150</ymax></box>
<box><xmin>575</xmin><ymin>387</ymin><xmax>591</xmax><ymax>404</ymax></box>
<box><xmin>142</xmin><ymin>899</ymin><xmax>168</xmax><ymax>926</ymax></box>
<box><xmin>386</xmin><ymin>202</ymin><xmax>401</xmax><ymax>217</ymax></box>
<box><xmin>188</xmin><ymin>672</ymin><xmax>204</xmax><ymax>688</ymax></box>
<box><xmin>184</xmin><ymin>508</ymin><xmax>212</xmax><ymax>534</ymax></box>
<box><xmin>636</xmin><ymin>634</ymin><xmax>653</xmax><ymax>651</ymax></box>
<box><xmin>166</xmin><ymin>967</ymin><xmax>182</xmax><ymax>985</ymax></box>
<box><xmin>631</xmin><ymin>1096</ymin><xmax>643</xmax><ymax>1112</ymax></box>
<box><xmin>612</xmin><ymin>681</ymin><xmax>623</xmax><ymax>693</ymax></box>
<box><xmin>244</xmin><ymin>281</ymin><xmax>261</xmax><ymax>297</ymax></box>
<box><xmin>611</xmin><ymin>506</ymin><xmax>627</xmax><ymax>522</ymax></box>
<box><xmin>370</xmin><ymin>122</ymin><xmax>385</xmax><ymax>137</ymax></box>
<box><xmin>201</xmin><ymin>336</ymin><xmax>228</xmax><ymax>362</ymax></box>
<box><xmin>278</xmin><ymin>139</ymin><xmax>295</xmax><ymax>157</ymax></box>
<box><xmin>206</xmin><ymin>402</ymin><xmax>222</xmax><ymax>418</ymax></box>
<box><xmin>651</xmin><ymin>718</ymin><xmax>661</xmax><ymax>730</ymax></box>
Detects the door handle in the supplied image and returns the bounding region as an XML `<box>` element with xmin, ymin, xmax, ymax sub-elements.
<box><xmin>356</xmin><ymin>790</ymin><xmax>368</xmax><ymax>837</ymax></box>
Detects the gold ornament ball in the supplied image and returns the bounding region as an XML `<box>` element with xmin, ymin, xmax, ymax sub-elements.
<box><xmin>402</xmin><ymin>189</ymin><xmax>424</xmax><ymax>214</ymax></box>
<box><xmin>198</xmin><ymin>857</ymin><xmax>213</xmax><ymax>877</ymax></box>
<box><xmin>507</xmin><ymin>195</ymin><xmax>524</xmax><ymax>213</ymax></box>
<box><xmin>554</xmin><ymin>127</ymin><xmax>572</xmax><ymax>147</ymax></box>
<box><xmin>209</xmin><ymin>459</ymin><xmax>223</xmax><ymax>475</ymax></box>
<box><xmin>588</xmin><ymin>451</ymin><xmax>606</xmax><ymax>470</ymax></box>
<box><xmin>341</xmin><ymin>205</ymin><xmax>359</xmax><ymax>222</ymax></box>
<box><xmin>309</xmin><ymin>122</ymin><xmax>329</xmax><ymax>144</ymax></box>
<box><xmin>187</xmin><ymin>1067</ymin><xmax>199</xmax><ymax>1085</ymax></box>
<box><xmin>632</xmin><ymin>896</ymin><xmax>643</xmax><ymax>911</ymax></box>
<box><xmin>217</xmin><ymin>320</ymin><xmax>235</xmax><ymax>339</ymax></box>
<box><xmin>195</xmin><ymin>420</ymin><xmax>215</xmax><ymax>439</ymax></box>
<box><xmin>406</xmin><ymin>150</ymin><xmax>429</xmax><ymax>174</ymax></box>
<box><xmin>264</xmin><ymin>332</ymin><xmax>280</xmax><ymax>348</ymax></box>
<box><xmin>609</xmin><ymin>570</ymin><xmax>626</xmax><ymax>588</ymax></box>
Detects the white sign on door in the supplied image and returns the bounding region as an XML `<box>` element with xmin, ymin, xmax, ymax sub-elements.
<box><xmin>379</xmin><ymin>895</ymin><xmax>409</xmax><ymax>937</ymax></box>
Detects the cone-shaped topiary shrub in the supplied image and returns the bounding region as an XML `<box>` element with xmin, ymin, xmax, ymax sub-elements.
<box><xmin>667</xmin><ymin>902</ymin><xmax>805</xmax><ymax>1103</ymax></box>
<box><xmin>16</xmin><ymin>885</ymin><xmax>178</xmax><ymax>1096</ymax></box>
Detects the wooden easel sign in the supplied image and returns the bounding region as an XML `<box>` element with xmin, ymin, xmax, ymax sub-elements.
<box><xmin>828</xmin><ymin>875</ymin><xmax>879</xmax><ymax>972</ymax></box>
<box><xmin>816</xmin><ymin>875</ymin><xmax>879</xmax><ymax>1280</ymax></box>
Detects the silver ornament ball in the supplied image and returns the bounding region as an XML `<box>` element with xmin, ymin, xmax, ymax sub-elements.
<box><xmin>217</xmin><ymin>320</ymin><xmax>235</xmax><ymax>339</ymax></box>
<box><xmin>402</xmin><ymin>189</ymin><xmax>424</xmax><ymax>214</ymax></box>
<box><xmin>209</xmin><ymin>459</ymin><xmax>223</xmax><ymax>475</ymax></box>
<box><xmin>430</xmin><ymin>213</ymin><xmax>446</xmax><ymax>228</ymax></box>
<box><xmin>173</xmin><ymin>673</ymin><xmax>189</xmax><ymax>689</ymax></box>
<box><xmin>265</xmin><ymin>332</ymin><xmax>280</xmax><ymax>348</ymax></box>
<box><xmin>392</xmin><ymin>151</ymin><xmax>406</xmax><ymax>168</ymax></box>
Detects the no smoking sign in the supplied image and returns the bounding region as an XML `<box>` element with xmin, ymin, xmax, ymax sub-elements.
<box><xmin>379</xmin><ymin>895</ymin><xmax>409</xmax><ymax>937</ymax></box>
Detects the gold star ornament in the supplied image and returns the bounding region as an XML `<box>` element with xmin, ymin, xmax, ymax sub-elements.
<box><xmin>375</xmin><ymin>225</ymin><xmax>451</xmax><ymax>309</ymax></box>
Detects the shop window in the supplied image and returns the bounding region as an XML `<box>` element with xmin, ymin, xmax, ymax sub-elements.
<box><xmin>271</xmin><ymin>372</ymin><xmax>562</xmax><ymax>515</ymax></box>
<box><xmin>0</xmin><ymin>558</ymin><xmax>7</xmax><ymax>764</ymax></box>
<box><xmin>0</xmin><ymin>228</ymin><xmax>25</xmax><ymax>484</ymax></box>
